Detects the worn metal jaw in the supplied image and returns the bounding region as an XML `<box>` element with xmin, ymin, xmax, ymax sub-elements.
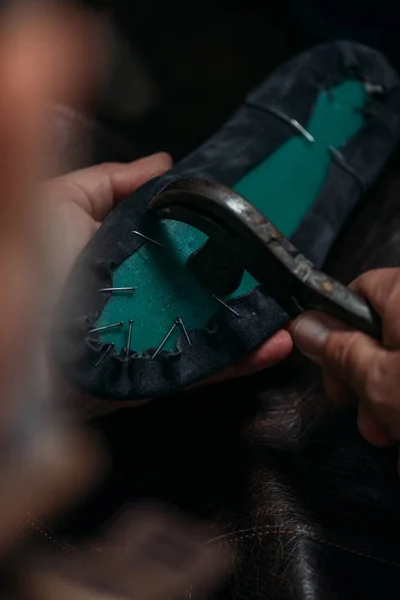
<box><xmin>150</xmin><ymin>177</ymin><xmax>381</xmax><ymax>340</ymax></box>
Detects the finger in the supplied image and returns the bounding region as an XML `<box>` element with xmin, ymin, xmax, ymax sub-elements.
<box><xmin>324</xmin><ymin>326</ymin><xmax>400</xmax><ymax>441</ymax></box>
<box><xmin>198</xmin><ymin>329</ymin><xmax>293</xmax><ymax>386</ymax></box>
<box><xmin>324</xmin><ymin>327</ymin><xmax>390</xmax><ymax>402</ymax></box>
<box><xmin>357</xmin><ymin>403</ymin><xmax>395</xmax><ymax>447</ymax></box>
<box><xmin>290</xmin><ymin>312</ymin><xmax>389</xmax><ymax>400</ymax></box>
<box><xmin>350</xmin><ymin>268</ymin><xmax>400</xmax><ymax>347</ymax></box>
<box><xmin>322</xmin><ymin>370</ymin><xmax>356</xmax><ymax>405</ymax></box>
<box><xmin>233</xmin><ymin>329</ymin><xmax>293</xmax><ymax>377</ymax></box>
<box><xmin>49</xmin><ymin>153</ymin><xmax>173</xmax><ymax>222</ymax></box>
<box><xmin>289</xmin><ymin>311</ymin><xmax>352</xmax><ymax>360</ymax></box>
<box><xmin>66</xmin><ymin>330</ymin><xmax>293</xmax><ymax>417</ymax></box>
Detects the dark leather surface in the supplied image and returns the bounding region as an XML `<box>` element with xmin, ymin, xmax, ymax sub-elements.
<box><xmin>24</xmin><ymin>99</ymin><xmax>400</xmax><ymax>598</ymax></box>
<box><xmin>27</xmin><ymin>146</ymin><xmax>400</xmax><ymax>600</ymax></box>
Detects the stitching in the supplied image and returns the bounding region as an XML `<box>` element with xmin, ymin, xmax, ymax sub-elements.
<box><xmin>211</xmin><ymin>525</ymin><xmax>400</xmax><ymax>569</ymax></box>
<box><xmin>25</xmin><ymin>514</ymin><xmax>75</xmax><ymax>553</ymax></box>
<box><xmin>25</xmin><ymin>515</ymin><xmax>105</xmax><ymax>557</ymax></box>
<box><xmin>24</xmin><ymin>517</ymin><xmax>400</xmax><ymax>569</ymax></box>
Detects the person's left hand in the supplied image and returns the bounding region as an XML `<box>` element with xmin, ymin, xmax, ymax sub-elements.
<box><xmin>42</xmin><ymin>155</ymin><xmax>292</xmax><ymax>414</ymax></box>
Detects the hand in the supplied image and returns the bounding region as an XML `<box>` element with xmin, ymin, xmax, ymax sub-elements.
<box><xmin>290</xmin><ymin>268</ymin><xmax>400</xmax><ymax>455</ymax></box>
<box><xmin>39</xmin><ymin>153</ymin><xmax>174</xmax><ymax>304</ymax></box>
<box><xmin>41</xmin><ymin>157</ymin><xmax>292</xmax><ymax>415</ymax></box>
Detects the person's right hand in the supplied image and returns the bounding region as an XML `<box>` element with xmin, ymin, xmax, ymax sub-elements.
<box><xmin>290</xmin><ymin>268</ymin><xmax>400</xmax><ymax>454</ymax></box>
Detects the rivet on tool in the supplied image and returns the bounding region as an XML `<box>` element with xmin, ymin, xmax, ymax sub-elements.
<box><xmin>151</xmin><ymin>319</ymin><xmax>179</xmax><ymax>361</ymax></box>
<box><xmin>132</xmin><ymin>230</ymin><xmax>164</xmax><ymax>247</ymax></box>
<box><xmin>212</xmin><ymin>295</ymin><xmax>241</xmax><ymax>318</ymax></box>
<box><xmin>176</xmin><ymin>315</ymin><xmax>192</xmax><ymax>348</ymax></box>
<box><xmin>89</xmin><ymin>321</ymin><xmax>123</xmax><ymax>334</ymax></box>
<box><xmin>100</xmin><ymin>287</ymin><xmax>136</xmax><ymax>293</ymax></box>
<box><xmin>125</xmin><ymin>319</ymin><xmax>134</xmax><ymax>363</ymax></box>
<box><xmin>95</xmin><ymin>343</ymin><xmax>114</xmax><ymax>368</ymax></box>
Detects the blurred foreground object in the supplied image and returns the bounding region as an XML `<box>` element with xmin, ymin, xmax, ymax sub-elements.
<box><xmin>0</xmin><ymin>0</ymin><xmax>106</xmax><ymax>579</ymax></box>
<box><xmin>101</xmin><ymin>27</ymin><xmax>159</xmax><ymax>122</ymax></box>
<box><xmin>0</xmin><ymin>8</ymin><xmax>229</xmax><ymax>600</ymax></box>
<box><xmin>26</xmin><ymin>506</ymin><xmax>230</xmax><ymax>600</ymax></box>
<box><xmin>0</xmin><ymin>0</ymin><xmax>108</xmax><ymax>426</ymax></box>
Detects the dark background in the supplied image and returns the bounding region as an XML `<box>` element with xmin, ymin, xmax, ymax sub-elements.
<box><xmin>92</xmin><ymin>0</ymin><xmax>400</xmax><ymax>162</ymax></box>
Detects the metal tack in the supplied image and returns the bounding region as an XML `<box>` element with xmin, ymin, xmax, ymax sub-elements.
<box><xmin>213</xmin><ymin>295</ymin><xmax>241</xmax><ymax>318</ymax></box>
<box><xmin>95</xmin><ymin>343</ymin><xmax>114</xmax><ymax>368</ymax></box>
<box><xmin>132</xmin><ymin>230</ymin><xmax>164</xmax><ymax>247</ymax></box>
<box><xmin>89</xmin><ymin>321</ymin><xmax>123</xmax><ymax>334</ymax></box>
<box><xmin>125</xmin><ymin>319</ymin><xmax>134</xmax><ymax>362</ymax></box>
<box><xmin>151</xmin><ymin>320</ymin><xmax>179</xmax><ymax>361</ymax></box>
<box><xmin>100</xmin><ymin>287</ymin><xmax>135</xmax><ymax>293</ymax></box>
<box><xmin>177</xmin><ymin>315</ymin><xmax>192</xmax><ymax>348</ymax></box>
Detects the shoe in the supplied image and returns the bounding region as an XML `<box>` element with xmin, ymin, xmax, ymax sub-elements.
<box><xmin>56</xmin><ymin>41</ymin><xmax>400</xmax><ymax>402</ymax></box>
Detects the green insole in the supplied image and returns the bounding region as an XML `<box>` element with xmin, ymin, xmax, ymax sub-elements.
<box><xmin>95</xmin><ymin>80</ymin><xmax>366</xmax><ymax>353</ymax></box>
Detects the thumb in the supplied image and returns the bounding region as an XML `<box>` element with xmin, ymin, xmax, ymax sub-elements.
<box><xmin>290</xmin><ymin>312</ymin><xmax>385</xmax><ymax>399</ymax></box>
<box><xmin>51</xmin><ymin>152</ymin><xmax>173</xmax><ymax>222</ymax></box>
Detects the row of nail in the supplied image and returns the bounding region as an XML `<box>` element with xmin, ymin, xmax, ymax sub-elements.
<box><xmin>91</xmin><ymin>302</ymin><xmax>240</xmax><ymax>371</ymax></box>
<box><xmin>266</xmin><ymin>108</ymin><xmax>365</xmax><ymax>174</ymax></box>
<box><xmin>91</xmin><ymin>229</ymin><xmax>242</xmax><ymax>366</ymax></box>
<box><xmin>272</xmin><ymin>113</ymin><xmax>354</xmax><ymax>166</ymax></box>
<box><xmin>92</xmin><ymin>230</ymin><xmax>154</xmax><ymax>367</ymax></box>
<box><xmin>91</xmin><ymin>314</ymin><xmax>189</xmax><ymax>365</ymax></box>
<box><xmin>91</xmin><ymin>294</ymin><xmax>240</xmax><ymax>367</ymax></box>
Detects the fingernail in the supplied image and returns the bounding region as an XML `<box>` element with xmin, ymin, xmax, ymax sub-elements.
<box><xmin>128</xmin><ymin>152</ymin><xmax>172</xmax><ymax>170</ymax></box>
<box><xmin>148</xmin><ymin>152</ymin><xmax>173</xmax><ymax>167</ymax></box>
<box><xmin>292</xmin><ymin>315</ymin><xmax>331</xmax><ymax>357</ymax></box>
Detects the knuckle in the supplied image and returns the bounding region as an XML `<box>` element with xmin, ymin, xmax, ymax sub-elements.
<box><xmin>94</xmin><ymin>164</ymin><xmax>114</xmax><ymax>200</ymax></box>
<box><xmin>382</xmin><ymin>270</ymin><xmax>400</xmax><ymax>310</ymax></box>
<box><xmin>374</xmin><ymin>353</ymin><xmax>400</xmax><ymax>403</ymax></box>
<box><xmin>98</xmin><ymin>161</ymin><xmax>113</xmax><ymax>173</ymax></box>
<box><xmin>323</xmin><ymin>331</ymin><xmax>370</xmax><ymax>396</ymax></box>
<box><xmin>351</xmin><ymin>268</ymin><xmax>400</xmax><ymax>348</ymax></box>
<box><xmin>324</xmin><ymin>330</ymin><xmax>361</xmax><ymax>369</ymax></box>
<box><xmin>361</xmin><ymin>353</ymin><xmax>400</xmax><ymax>412</ymax></box>
<box><xmin>349</xmin><ymin>269</ymin><xmax>381</xmax><ymax>293</ymax></box>
<box><xmin>363</xmin><ymin>360</ymin><xmax>385</xmax><ymax>405</ymax></box>
<box><xmin>353</xmin><ymin>268</ymin><xmax>400</xmax><ymax>313</ymax></box>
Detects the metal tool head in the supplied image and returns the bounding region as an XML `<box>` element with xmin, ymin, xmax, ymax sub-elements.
<box><xmin>150</xmin><ymin>177</ymin><xmax>298</xmax><ymax>296</ymax></box>
<box><xmin>150</xmin><ymin>177</ymin><xmax>381</xmax><ymax>340</ymax></box>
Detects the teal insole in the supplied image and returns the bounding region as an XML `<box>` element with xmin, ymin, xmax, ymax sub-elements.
<box><xmin>96</xmin><ymin>81</ymin><xmax>366</xmax><ymax>353</ymax></box>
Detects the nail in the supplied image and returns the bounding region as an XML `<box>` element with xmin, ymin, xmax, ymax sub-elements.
<box><xmin>289</xmin><ymin>119</ymin><xmax>315</xmax><ymax>143</ymax></box>
<box><xmin>132</xmin><ymin>231</ymin><xmax>164</xmax><ymax>247</ymax></box>
<box><xmin>292</xmin><ymin>315</ymin><xmax>331</xmax><ymax>357</ymax></box>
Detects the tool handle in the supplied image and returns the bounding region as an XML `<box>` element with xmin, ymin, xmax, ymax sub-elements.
<box><xmin>292</xmin><ymin>271</ymin><xmax>382</xmax><ymax>341</ymax></box>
